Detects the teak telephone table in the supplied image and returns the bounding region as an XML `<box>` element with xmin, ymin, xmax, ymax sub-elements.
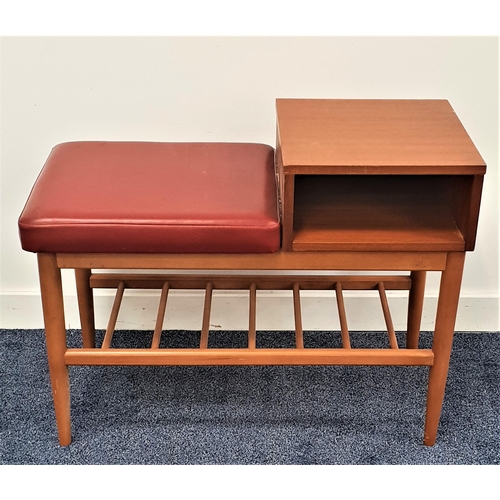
<box><xmin>19</xmin><ymin>99</ymin><xmax>485</xmax><ymax>446</ymax></box>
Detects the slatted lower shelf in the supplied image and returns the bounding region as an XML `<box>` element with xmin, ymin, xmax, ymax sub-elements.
<box><xmin>75</xmin><ymin>273</ymin><xmax>431</xmax><ymax>367</ymax></box>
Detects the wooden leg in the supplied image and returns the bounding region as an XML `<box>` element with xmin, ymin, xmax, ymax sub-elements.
<box><xmin>38</xmin><ymin>253</ymin><xmax>72</xmax><ymax>446</ymax></box>
<box><xmin>423</xmin><ymin>252</ymin><xmax>465</xmax><ymax>446</ymax></box>
<box><xmin>75</xmin><ymin>268</ymin><xmax>95</xmax><ymax>348</ymax></box>
<box><xmin>406</xmin><ymin>271</ymin><xmax>426</xmax><ymax>349</ymax></box>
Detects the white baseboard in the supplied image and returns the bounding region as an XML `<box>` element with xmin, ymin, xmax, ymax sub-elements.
<box><xmin>1</xmin><ymin>290</ymin><xmax>499</xmax><ymax>332</ymax></box>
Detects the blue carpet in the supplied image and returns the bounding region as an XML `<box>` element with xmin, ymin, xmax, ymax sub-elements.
<box><xmin>0</xmin><ymin>329</ymin><xmax>498</xmax><ymax>464</ymax></box>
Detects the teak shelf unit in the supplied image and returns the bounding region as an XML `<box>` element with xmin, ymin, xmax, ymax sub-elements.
<box><xmin>276</xmin><ymin>99</ymin><xmax>484</xmax><ymax>253</ymax></box>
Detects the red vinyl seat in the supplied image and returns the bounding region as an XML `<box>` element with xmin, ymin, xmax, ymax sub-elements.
<box><xmin>19</xmin><ymin>141</ymin><xmax>281</xmax><ymax>253</ymax></box>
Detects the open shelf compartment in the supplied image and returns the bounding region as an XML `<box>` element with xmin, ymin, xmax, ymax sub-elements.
<box><xmin>291</xmin><ymin>174</ymin><xmax>478</xmax><ymax>252</ymax></box>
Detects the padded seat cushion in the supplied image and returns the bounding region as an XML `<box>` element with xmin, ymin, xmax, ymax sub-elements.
<box><xmin>19</xmin><ymin>142</ymin><xmax>281</xmax><ymax>253</ymax></box>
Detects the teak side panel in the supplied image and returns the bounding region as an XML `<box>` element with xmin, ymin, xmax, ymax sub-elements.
<box><xmin>448</xmin><ymin>174</ymin><xmax>484</xmax><ymax>251</ymax></box>
<box><xmin>275</xmin><ymin>137</ymin><xmax>293</xmax><ymax>251</ymax></box>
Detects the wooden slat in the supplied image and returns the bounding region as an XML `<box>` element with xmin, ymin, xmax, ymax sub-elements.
<box><xmin>65</xmin><ymin>347</ymin><xmax>435</xmax><ymax>366</ymax></box>
<box><xmin>151</xmin><ymin>282</ymin><xmax>169</xmax><ymax>349</ymax></box>
<box><xmin>335</xmin><ymin>282</ymin><xmax>351</xmax><ymax>349</ymax></box>
<box><xmin>200</xmin><ymin>282</ymin><xmax>213</xmax><ymax>349</ymax></box>
<box><xmin>248</xmin><ymin>282</ymin><xmax>257</xmax><ymax>349</ymax></box>
<box><xmin>293</xmin><ymin>283</ymin><xmax>304</xmax><ymax>349</ymax></box>
<box><xmin>89</xmin><ymin>273</ymin><xmax>413</xmax><ymax>291</ymax></box>
<box><xmin>102</xmin><ymin>281</ymin><xmax>125</xmax><ymax>349</ymax></box>
<box><xmin>378</xmin><ymin>282</ymin><xmax>399</xmax><ymax>349</ymax></box>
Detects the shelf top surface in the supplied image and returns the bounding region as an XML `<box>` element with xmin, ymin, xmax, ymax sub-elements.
<box><xmin>276</xmin><ymin>99</ymin><xmax>486</xmax><ymax>172</ymax></box>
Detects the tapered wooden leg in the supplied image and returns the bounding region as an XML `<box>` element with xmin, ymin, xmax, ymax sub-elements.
<box><xmin>75</xmin><ymin>268</ymin><xmax>95</xmax><ymax>348</ymax></box>
<box><xmin>38</xmin><ymin>253</ymin><xmax>72</xmax><ymax>446</ymax></box>
<box><xmin>406</xmin><ymin>271</ymin><xmax>426</xmax><ymax>349</ymax></box>
<box><xmin>424</xmin><ymin>252</ymin><xmax>465</xmax><ymax>446</ymax></box>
